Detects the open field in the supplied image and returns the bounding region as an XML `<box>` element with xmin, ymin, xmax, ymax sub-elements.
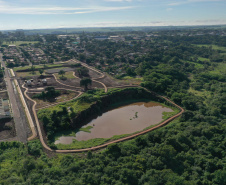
<box><xmin>198</xmin><ymin>57</ymin><xmax>210</xmax><ymax>62</ymax></box>
<box><xmin>208</xmin><ymin>62</ymin><xmax>226</xmax><ymax>76</ymax></box>
<box><xmin>182</xmin><ymin>60</ymin><xmax>204</xmax><ymax>69</ymax></box>
<box><xmin>188</xmin><ymin>87</ymin><xmax>211</xmax><ymax>98</ymax></box>
<box><xmin>15</xmin><ymin>71</ymin><xmax>47</xmax><ymax>78</ymax></box>
<box><xmin>0</xmin><ymin>118</ymin><xmax>16</xmax><ymax>140</ymax></box>
<box><xmin>2</xmin><ymin>41</ymin><xmax>39</xmax><ymax>46</ymax></box>
<box><xmin>195</xmin><ymin>44</ymin><xmax>226</xmax><ymax>52</ymax></box>
<box><xmin>120</xmin><ymin>76</ymin><xmax>143</xmax><ymax>85</ymax></box>
<box><xmin>32</xmin><ymin>90</ymin><xmax>79</xmax><ymax>109</ymax></box>
<box><xmin>54</xmin><ymin>71</ymin><xmax>75</xmax><ymax>79</ymax></box>
<box><xmin>14</xmin><ymin>64</ymin><xmax>64</xmax><ymax>71</ymax></box>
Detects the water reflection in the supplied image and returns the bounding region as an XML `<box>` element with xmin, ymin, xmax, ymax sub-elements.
<box><xmin>55</xmin><ymin>102</ymin><xmax>173</xmax><ymax>144</ymax></box>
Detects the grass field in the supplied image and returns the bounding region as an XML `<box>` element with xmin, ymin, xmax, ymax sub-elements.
<box><xmin>35</xmin><ymin>91</ymin><xmax>79</xmax><ymax>109</ymax></box>
<box><xmin>14</xmin><ymin>64</ymin><xmax>63</xmax><ymax>71</ymax></box>
<box><xmin>209</xmin><ymin>62</ymin><xmax>226</xmax><ymax>74</ymax></box>
<box><xmin>188</xmin><ymin>87</ymin><xmax>211</xmax><ymax>98</ymax></box>
<box><xmin>182</xmin><ymin>60</ymin><xmax>204</xmax><ymax>69</ymax></box>
<box><xmin>198</xmin><ymin>57</ymin><xmax>210</xmax><ymax>62</ymax></box>
<box><xmin>2</xmin><ymin>41</ymin><xmax>39</xmax><ymax>46</ymax></box>
<box><xmin>195</xmin><ymin>44</ymin><xmax>226</xmax><ymax>52</ymax></box>
<box><xmin>119</xmin><ymin>76</ymin><xmax>143</xmax><ymax>85</ymax></box>
<box><xmin>15</xmin><ymin>71</ymin><xmax>45</xmax><ymax>77</ymax></box>
<box><xmin>54</xmin><ymin>71</ymin><xmax>75</xmax><ymax>79</ymax></box>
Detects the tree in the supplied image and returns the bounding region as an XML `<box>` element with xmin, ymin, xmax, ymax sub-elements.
<box><xmin>126</xmin><ymin>67</ymin><xmax>136</xmax><ymax>76</ymax></box>
<box><xmin>39</xmin><ymin>69</ymin><xmax>44</xmax><ymax>76</ymax></box>
<box><xmin>49</xmin><ymin>58</ymin><xmax>54</xmax><ymax>64</ymax></box>
<box><xmin>80</xmin><ymin>78</ymin><xmax>92</xmax><ymax>91</ymax></box>
<box><xmin>79</xmin><ymin>54</ymin><xmax>86</xmax><ymax>62</ymax></box>
<box><xmin>77</xmin><ymin>67</ymin><xmax>89</xmax><ymax>77</ymax></box>
<box><xmin>58</xmin><ymin>70</ymin><xmax>65</xmax><ymax>77</ymax></box>
<box><xmin>30</xmin><ymin>65</ymin><xmax>36</xmax><ymax>74</ymax></box>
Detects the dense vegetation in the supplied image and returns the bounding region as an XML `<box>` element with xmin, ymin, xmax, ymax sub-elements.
<box><xmin>38</xmin><ymin>88</ymin><xmax>165</xmax><ymax>144</ymax></box>
<box><xmin>0</xmin><ymin>29</ymin><xmax>225</xmax><ymax>184</ymax></box>
<box><xmin>32</xmin><ymin>87</ymin><xmax>60</xmax><ymax>101</ymax></box>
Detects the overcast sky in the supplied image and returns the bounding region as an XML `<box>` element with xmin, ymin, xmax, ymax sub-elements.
<box><xmin>0</xmin><ymin>0</ymin><xmax>225</xmax><ymax>30</ymax></box>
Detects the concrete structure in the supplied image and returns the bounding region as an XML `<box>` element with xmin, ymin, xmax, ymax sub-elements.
<box><xmin>42</xmin><ymin>79</ymin><xmax>47</xmax><ymax>85</ymax></box>
<box><xmin>27</xmin><ymin>80</ymin><xmax>32</xmax><ymax>86</ymax></box>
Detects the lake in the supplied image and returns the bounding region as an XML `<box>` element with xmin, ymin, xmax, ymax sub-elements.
<box><xmin>55</xmin><ymin>101</ymin><xmax>173</xmax><ymax>144</ymax></box>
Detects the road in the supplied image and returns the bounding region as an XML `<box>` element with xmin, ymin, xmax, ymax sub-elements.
<box><xmin>0</xmin><ymin>53</ymin><xmax>28</xmax><ymax>143</ymax></box>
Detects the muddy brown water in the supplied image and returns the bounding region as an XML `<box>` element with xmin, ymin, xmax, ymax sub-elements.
<box><xmin>55</xmin><ymin>102</ymin><xmax>173</xmax><ymax>144</ymax></box>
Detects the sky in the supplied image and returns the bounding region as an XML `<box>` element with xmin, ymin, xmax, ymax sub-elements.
<box><xmin>0</xmin><ymin>0</ymin><xmax>225</xmax><ymax>30</ymax></box>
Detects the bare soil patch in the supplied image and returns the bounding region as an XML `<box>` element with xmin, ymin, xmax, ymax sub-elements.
<box><xmin>97</xmin><ymin>75</ymin><xmax>125</xmax><ymax>87</ymax></box>
<box><xmin>0</xmin><ymin>91</ymin><xmax>8</xmax><ymax>99</ymax></box>
<box><xmin>28</xmin><ymin>90</ymin><xmax>80</xmax><ymax>109</ymax></box>
<box><xmin>0</xmin><ymin>79</ymin><xmax>6</xmax><ymax>91</ymax></box>
<box><xmin>0</xmin><ymin>118</ymin><xmax>16</xmax><ymax>140</ymax></box>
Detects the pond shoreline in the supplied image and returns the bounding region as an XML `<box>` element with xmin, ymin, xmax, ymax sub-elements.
<box><xmin>54</xmin><ymin>100</ymin><xmax>177</xmax><ymax>148</ymax></box>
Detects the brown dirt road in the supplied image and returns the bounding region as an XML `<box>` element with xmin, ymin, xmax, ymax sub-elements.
<box><xmin>20</xmin><ymin>59</ymin><xmax>185</xmax><ymax>153</ymax></box>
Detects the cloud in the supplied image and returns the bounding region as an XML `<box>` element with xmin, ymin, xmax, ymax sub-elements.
<box><xmin>168</xmin><ymin>0</ymin><xmax>222</xmax><ymax>6</ymax></box>
<box><xmin>166</xmin><ymin>8</ymin><xmax>173</xmax><ymax>11</ymax></box>
<box><xmin>0</xmin><ymin>0</ymin><xmax>135</xmax><ymax>14</ymax></box>
<box><xmin>104</xmin><ymin>0</ymin><xmax>132</xmax><ymax>2</ymax></box>
<box><xmin>74</xmin><ymin>6</ymin><xmax>134</xmax><ymax>14</ymax></box>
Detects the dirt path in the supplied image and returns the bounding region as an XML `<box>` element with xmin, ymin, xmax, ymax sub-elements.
<box><xmin>23</xmin><ymin>81</ymin><xmax>184</xmax><ymax>153</ymax></box>
<box><xmin>72</xmin><ymin>65</ymin><xmax>108</xmax><ymax>93</ymax></box>
<box><xmin>19</xmin><ymin>59</ymin><xmax>184</xmax><ymax>153</ymax></box>
<box><xmin>35</xmin><ymin>88</ymin><xmax>83</xmax><ymax>110</ymax></box>
<box><xmin>55</xmin><ymin>86</ymin><xmax>184</xmax><ymax>153</ymax></box>
<box><xmin>52</xmin><ymin>74</ymin><xmax>81</xmax><ymax>89</ymax></box>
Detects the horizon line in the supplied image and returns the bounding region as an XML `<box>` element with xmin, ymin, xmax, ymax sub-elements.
<box><xmin>1</xmin><ymin>24</ymin><xmax>226</xmax><ymax>32</ymax></box>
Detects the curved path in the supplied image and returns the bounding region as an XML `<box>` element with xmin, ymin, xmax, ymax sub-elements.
<box><xmin>23</xmin><ymin>81</ymin><xmax>184</xmax><ymax>153</ymax></box>
<box><xmin>52</xmin><ymin>74</ymin><xmax>82</xmax><ymax>90</ymax></box>
<box><xmin>72</xmin><ymin>64</ymin><xmax>108</xmax><ymax>93</ymax></box>
<box><xmin>35</xmin><ymin>88</ymin><xmax>83</xmax><ymax>111</ymax></box>
<box><xmin>56</xmin><ymin>87</ymin><xmax>184</xmax><ymax>153</ymax></box>
<box><xmin>20</xmin><ymin>59</ymin><xmax>184</xmax><ymax>153</ymax></box>
<box><xmin>22</xmin><ymin>84</ymin><xmax>53</xmax><ymax>148</ymax></box>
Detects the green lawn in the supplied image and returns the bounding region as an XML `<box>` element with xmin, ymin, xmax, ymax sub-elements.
<box><xmin>55</xmin><ymin>71</ymin><xmax>75</xmax><ymax>79</ymax></box>
<box><xmin>195</xmin><ymin>44</ymin><xmax>226</xmax><ymax>52</ymax></box>
<box><xmin>198</xmin><ymin>57</ymin><xmax>210</xmax><ymax>62</ymax></box>
<box><xmin>15</xmin><ymin>71</ymin><xmax>46</xmax><ymax>78</ymax></box>
<box><xmin>13</xmin><ymin>64</ymin><xmax>63</xmax><ymax>71</ymax></box>
<box><xmin>182</xmin><ymin>60</ymin><xmax>204</xmax><ymax>69</ymax></box>
<box><xmin>208</xmin><ymin>62</ymin><xmax>226</xmax><ymax>76</ymax></box>
<box><xmin>119</xmin><ymin>76</ymin><xmax>143</xmax><ymax>85</ymax></box>
<box><xmin>188</xmin><ymin>87</ymin><xmax>211</xmax><ymax>98</ymax></box>
<box><xmin>2</xmin><ymin>41</ymin><xmax>39</xmax><ymax>46</ymax></box>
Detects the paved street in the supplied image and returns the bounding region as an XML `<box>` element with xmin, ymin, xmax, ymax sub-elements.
<box><xmin>0</xmin><ymin>53</ymin><xmax>28</xmax><ymax>143</ymax></box>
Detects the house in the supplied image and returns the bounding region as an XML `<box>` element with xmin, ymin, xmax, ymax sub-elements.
<box><xmin>42</xmin><ymin>79</ymin><xmax>47</xmax><ymax>85</ymax></box>
<box><xmin>27</xmin><ymin>80</ymin><xmax>32</xmax><ymax>86</ymax></box>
